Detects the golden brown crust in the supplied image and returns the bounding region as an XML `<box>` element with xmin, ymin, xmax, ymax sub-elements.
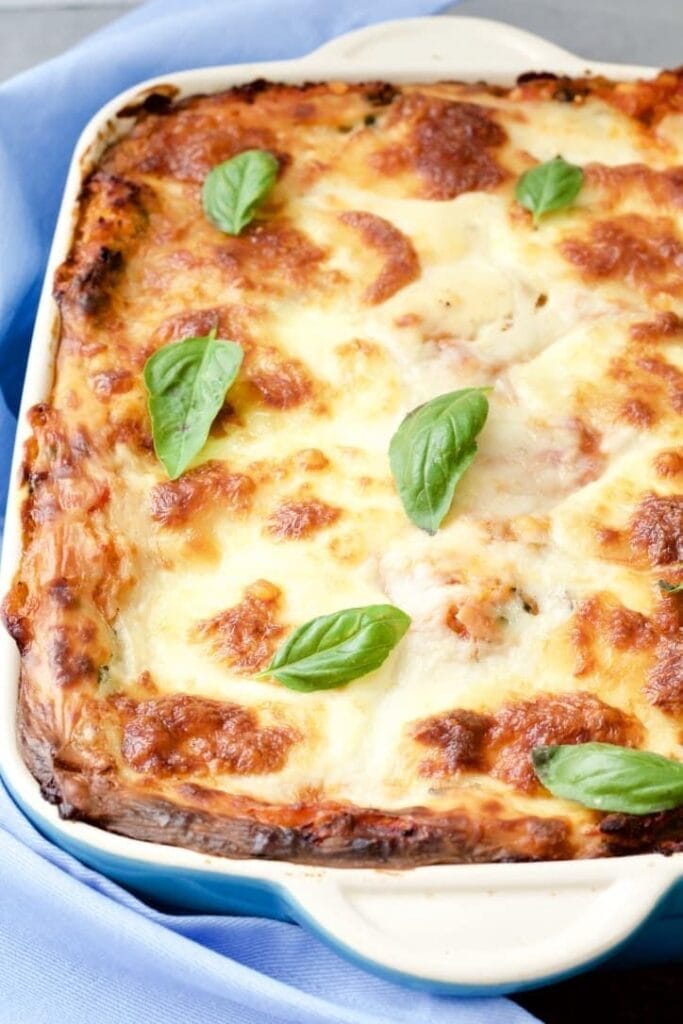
<box><xmin>630</xmin><ymin>493</ymin><xmax>683</xmax><ymax>566</ymax></box>
<box><xmin>645</xmin><ymin>635</ymin><xmax>683</xmax><ymax>713</ymax></box>
<box><xmin>266</xmin><ymin>499</ymin><xmax>341</xmax><ymax>540</ymax></box>
<box><xmin>54</xmin><ymin>172</ymin><xmax>152</xmax><ymax>320</ymax></box>
<box><xmin>513</xmin><ymin>67</ymin><xmax>683</xmax><ymax>126</ymax></box>
<box><xmin>630</xmin><ymin>311</ymin><xmax>683</xmax><ymax>342</ymax></box>
<box><xmin>413</xmin><ymin>692</ymin><xmax>643</xmax><ymax>793</ymax></box>
<box><xmin>6</xmin><ymin>75</ymin><xmax>683</xmax><ymax>867</ymax></box>
<box><xmin>653</xmin><ymin>449</ymin><xmax>683</xmax><ymax>478</ymax></box>
<box><xmin>338</xmin><ymin>211</ymin><xmax>420</xmax><ymax>303</ymax></box>
<box><xmin>559</xmin><ymin>215</ymin><xmax>683</xmax><ymax>294</ymax></box>
<box><xmin>17</xmin><ymin>697</ymin><xmax>683</xmax><ymax>863</ymax></box>
<box><xmin>371</xmin><ymin>95</ymin><xmax>508</xmax><ymax>199</ymax></box>
<box><xmin>246</xmin><ymin>350</ymin><xmax>314</xmax><ymax>409</ymax></box>
<box><xmin>197</xmin><ymin>580</ymin><xmax>285</xmax><ymax>672</ymax></box>
<box><xmin>570</xmin><ymin>595</ymin><xmax>656</xmax><ymax>678</ymax></box>
<box><xmin>149</xmin><ymin>460</ymin><xmax>255</xmax><ymax>527</ymax></box>
<box><xmin>118</xmin><ymin>694</ymin><xmax>299</xmax><ymax>776</ymax></box>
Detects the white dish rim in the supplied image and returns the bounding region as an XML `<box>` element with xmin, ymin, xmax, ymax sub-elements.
<box><xmin>1</xmin><ymin>15</ymin><xmax>680</xmax><ymax>991</ymax></box>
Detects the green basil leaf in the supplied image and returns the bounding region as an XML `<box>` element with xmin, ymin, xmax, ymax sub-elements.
<box><xmin>389</xmin><ymin>388</ymin><xmax>489</xmax><ymax>534</ymax></box>
<box><xmin>515</xmin><ymin>156</ymin><xmax>583</xmax><ymax>226</ymax></box>
<box><xmin>202</xmin><ymin>149</ymin><xmax>279</xmax><ymax>235</ymax></box>
<box><xmin>658</xmin><ymin>579</ymin><xmax>683</xmax><ymax>594</ymax></box>
<box><xmin>259</xmin><ymin>604</ymin><xmax>411</xmax><ymax>692</ymax></box>
<box><xmin>144</xmin><ymin>328</ymin><xmax>243</xmax><ymax>479</ymax></box>
<box><xmin>533</xmin><ymin>742</ymin><xmax>683</xmax><ymax>814</ymax></box>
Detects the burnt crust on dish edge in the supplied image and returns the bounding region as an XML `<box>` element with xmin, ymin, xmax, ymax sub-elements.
<box><xmin>16</xmin><ymin>678</ymin><xmax>683</xmax><ymax>865</ymax></box>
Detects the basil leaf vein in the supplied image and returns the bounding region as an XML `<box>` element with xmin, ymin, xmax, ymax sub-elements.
<box><xmin>202</xmin><ymin>149</ymin><xmax>279</xmax><ymax>235</ymax></box>
<box><xmin>144</xmin><ymin>328</ymin><xmax>243</xmax><ymax>479</ymax></box>
<box><xmin>533</xmin><ymin>742</ymin><xmax>683</xmax><ymax>814</ymax></box>
<box><xmin>258</xmin><ymin>604</ymin><xmax>411</xmax><ymax>692</ymax></box>
<box><xmin>389</xmin><ymin>387</ymin><xmax>489</xmax><ymax>534</ymax></box>
<box><xmin>515</xmin><ymin>156</ymin><xmax>583</xmax><ymax>226</ymax></box>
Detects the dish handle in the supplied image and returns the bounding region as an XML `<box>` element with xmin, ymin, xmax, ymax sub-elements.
<box><xmin>308</xmin><ymin>16</ymin><xmax>586</xmax><ymax>77</ymax></box>
<box><xmin>286</xmin><ymin>858</ymin><xmax>675</xmax><ymax>993</ymax></box>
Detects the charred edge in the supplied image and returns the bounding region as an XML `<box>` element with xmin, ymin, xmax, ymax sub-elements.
<box><xmin>54</xmin><ymin>173</ymin><xmax>149</xmax><ymax>313</ymax></box>
<box><xmin>365</xmin><ymin>83</ymin><xmax>401</xmax><ymax>107</ymax></box>
<box><xmin>229</xmin><ymin>78</ymin><xmax>280</xmax><ymax>103</ymax></box>
<box><xmin>76</xmin><ymin>246</ymin><xmax>124</xmax><ymax>314</ymax></box>
<box><xmin>225</xmin><ymin>80</ymin><xmax>401</xmax><ymax>107</ymax></box>
<box><xmin>17</xmin><ymin>681</ymin><xmax>679</xmax><ymax>865</ymax></box>
<box><xmin>516</xmin><ymin>71</ymin><xmax>559</xmax><ymax>84</ymax></box>
<box><xmin>600</xmin><ymin>807</ymin><xmax>683</xmax><ymax>855</ymax></box>
<box><xmin>117</xmin><ymin>88</ymin><xmax>179</xmax><ymax>119</ymax></box>
<box><xmin>38</xmin><ymin>765</ymin><xmax>683</xmax><ymax>865</ymax></box>
<box><xmin>76</xmin><ymin>170</ymin><xmax>144</xmax><ymax>210</ymax></box>
<box><xmin>49</xmin><ymin>785</ymin><xmax>576</xmax><ymax>866</ymax></box>
<box><xmin>17</xmin><ymin>683</ymin><xmax>60</xmax><ymax>803</ymax></box>
<box><xmin>169</xmin><ymin>80</ymin><xmax>401</xmax><ymax>110</ymax></box>
<box><xmin>15</xmin><ymin>691</ymin><xmax>578</xmax><ymax>865</ymax></box>
<box><xmin>170</xmin><ymin>79</ymin><xmax>327</xmax><ymax>112</ymax></box>
<box><xmin>54</xmin><ymin>246</ymin><xmax>124</xmax><ymax>315</ymax></box>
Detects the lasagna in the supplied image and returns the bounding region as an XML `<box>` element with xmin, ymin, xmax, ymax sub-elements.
<box><xmin>4</xmin><ymin>71</ymin><xmax>683</xmax><ymax>865</ymax></box>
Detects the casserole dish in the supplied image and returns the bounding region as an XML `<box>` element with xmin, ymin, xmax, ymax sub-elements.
<box><xmin>1</xmin><ymin>14</ymin><xmax>682</xmax><ymax>995</ymax></box>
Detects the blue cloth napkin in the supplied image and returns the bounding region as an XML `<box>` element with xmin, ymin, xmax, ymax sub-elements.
<box><xmin>0</xmin><ymin>2</ymin><xmax>540</xmax><ymax>1021</ymax></box>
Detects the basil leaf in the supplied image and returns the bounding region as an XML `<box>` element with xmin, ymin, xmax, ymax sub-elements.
<box><xmin>515</xmin><ymin>156</ymin><xmax>583</xmax><ymax>226</ymax></box>
<box><xmin>259</xmin><ymin>604</ymin><xmax>411</xmax><ymax>692</ymax></box>
<box><xmin>144</xmin><ymin>328</ymin><xmax>243</xmax><ymax>479</ymax></box>
<box><xmin>389</xmin><ymin>388</ymin><xmax>489</xmax><ymax>534</ymax></box>
<box><xmin>533</xmin><ymin>742</ymin><xmax>683</xmax><ymax>814</ymax></box>
<box><xmin>202</xmin><ymin>149</ymin><xmax>279</xmax><ymax>235</ymax></box>
<box><xmin>658</xmin><ymin>579</ymin><xmax>683</xmax><ymax>594</ymax></box>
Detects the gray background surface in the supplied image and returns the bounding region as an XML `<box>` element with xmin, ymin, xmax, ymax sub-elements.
<box><xmin>0</xmin><ymin>0</ymin><xmax>682</xmax><ymax>82</ymax></box>
<box><xmin>0</xmin><ymin>2</ymin><xmax>681</xmax><ymax>1023</ymax></box>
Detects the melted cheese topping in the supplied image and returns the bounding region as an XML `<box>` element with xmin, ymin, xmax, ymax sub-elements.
<box><xmin>7</xmin><ymin>75</ymin><xmax>683</xmax><ymax>863</ymax></box>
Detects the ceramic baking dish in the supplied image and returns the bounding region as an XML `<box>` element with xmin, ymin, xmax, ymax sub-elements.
<box><xmin>1</xmin><ymin>15</ymin><xmax>682</xmax><ymax>996</ymax></box>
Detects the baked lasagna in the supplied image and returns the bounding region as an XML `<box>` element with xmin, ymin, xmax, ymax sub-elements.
<box><xmin>5</xmin><ymin>70</ymin><xmax>683</xmax><ymax>865</ymax></box>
